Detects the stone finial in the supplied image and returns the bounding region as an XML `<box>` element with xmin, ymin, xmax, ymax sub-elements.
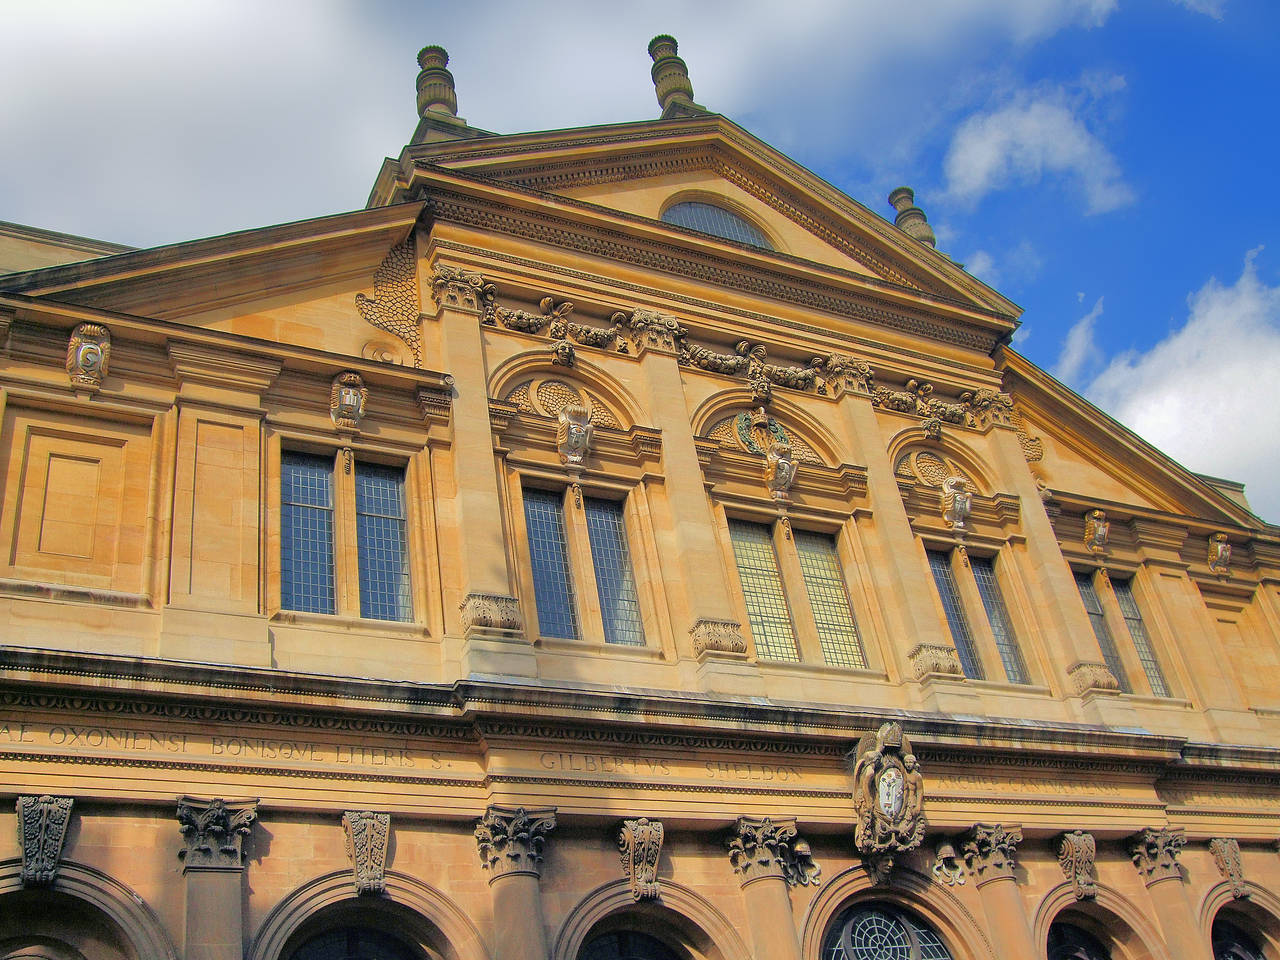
<box><xmin>417</xmin><ymin>45</ymin><xmax>458</xmax><ymax>117</ymax></box>
<box><xmin>342</xmin><ymin>811</ymin><xmax>391</xmax><ymax>895</ymax></box>
<box><xmin>176</xmin><ymin>797</ymin><xmax>258</xmax><ymax>871</ymax></box>
<box><xmin>17</xmin><ymin>795</ymin><xmax>74</xmax><ymax>887</ymax></box>
<box><xmin>887</xmin><ymin>187</ymin><xmax>937</xmax><ymax>248</ymax></box>
<box><xmin>648</xmin><ymin>35</ymin><xmax>704</xmax><ymax>118</ymax></box>
<box><xmin>475</xmin><ymin>805</ymin><xmax>557</xmax><ymax>880</ymax></box>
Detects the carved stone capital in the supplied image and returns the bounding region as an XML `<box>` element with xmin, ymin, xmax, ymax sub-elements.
<box><xmin>417</xmin><ymin>380</ymin><xmax>454</xmax><ymax>426</ymax></box>
<box><xmin>619</xmin><ymin>818</ymin><xmax>664</xmax><ymax>901</ymax></box>
<box><xmin>431</xmin><ymin>263</ymin><xmax>495</xmax><ymax>320</ymax></box>
<box><xmin>176</xmin><ymin>796</ymin><xmax>257</xmax><ymax>871</ymax></box>
<box><xmin>1057</xmin><ymin>830</ymin><xmax>1098</xmax><ymax>900</ymax></box>
<box><xmin>1210</xmin><ymin>837</ymin><xmax>1248</xmax><ymax>898</ymax></box>
<box><xmin>690</xmin><ymin>618</ymin><xmax>746</xmax><ymax>656</ymax></box>
<box><xmin>623</xmin><ymin>308</ymin><xmax>687</xmax><ymax>356</ymax></box>
<box><xmin>475</xmin><ymin>805</ymin><xmax>556</xmax><ymax>880</ymax></box>
<box><xmin>342</xmin><ymin>811</ymin><xmax>390</xmax><ymax>895</ymax></box>
<box><xmin>460</xmin><ymin>593</ymin><xmax>522</xmax><ymax>636</ymax></box>
<box><xmin>17</xmin><ymin>795</ymin><xmax>74</xmax><ymax>887</ymax></box>
<box><xmin>1068</xmin><ymin>661</ymin><xmax>1120</xmax><ymax>696</ymax></box>
<box><xmin>67</xmin><ymin>322</ymin><xmax>110</xmax><ymax>389</ymax></box>
<box><xmin>960</xmin><ymin>823</ymin><xmax>1022</xmax><ymax>884</ymax></box>
<box><xmin>1128</xmin><ymin>827</ymin><xmax>1185</xmax><ymax>884</ymax></box>
<box><xmin>908</xmin><ymin>643</ymin><xmax>963</xmax><ymax>679</ymax></box>
<box><xmin>965</xmin><ymin>388</ymin><xmax>1014</xmax><ymax>429</ymax></box>
<box><xmin>726</xmin><ymin>816</ymin><xmax>820</xmax><ymax>887</ymax></box>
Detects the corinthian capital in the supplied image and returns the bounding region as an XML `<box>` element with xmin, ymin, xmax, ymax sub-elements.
<box><xmin>475</xmin><ymin>805</ymin><xmax>557</xmax><ymax>880</ymax></box>
<box><xmin>1128</xmin><ymin>827</ymin><xmax>1185</xmax><ymax>884</ymax></box>
<box><xmin>176</xmin><ymin>796</ymin><xmax>258</xmax><ymax>871</ymax></box>
<box><xmin>726</xmin><ymin>816</ymin><xmax>820</xmax><ymax>887</ymax></box>
<box><xmin>960</xmin><ymin>823</ymin><xmax>1022</xmax><ymax>883</ymax></box>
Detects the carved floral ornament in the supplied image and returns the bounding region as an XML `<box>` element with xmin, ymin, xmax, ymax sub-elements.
<box><xmin>474</xmin><ymin>805</ymin><xmax>557</xmax><ymax>880</ymax></box>
<box><xmin>961</xmin><ymin>823</ymin><xmax>1023</xmax><ymax>883</ymax></box>
<box><xmin>705</xmin><ymin>408</ymin><xmax>823</xmax><ymax>465</ymax></box>
<box><xmin>1210</xmin><ymin>837</ymin><xmax>1248</xmax><ymax>898</ymax></box>
<box><xmin>342</xmin><ymin>811</ymin><xmax>391</xmax><ymax>895</ymax></box>
<box><xmin>67</xmin><ymin>322</ymin><xmax>110</xmax><ymax>388</ymax></box>
<box><xmin>726</xmin><ymin>816</ymin><xmax>821</xmax><ymax>887</ymax></box>
<box><xmin>1128</xmin><ymin>826</ymin><xmax>1185</xmax><ymax>883</ymax></box>
<box><xmin>17</xmin><ymin>795</ymin><xmax>74</xmax><ymax>887</ymax></box>
<box><xmin>689</xmin><ymin>617</ymin><xmax>747</xmax><ymax>656</ymax></box>
<box><xmin>176</xmin><ymin>796</ymin><xmax>258</xmax><ymax>869</ymax></box>
<box><xmin>619</xmin><ymin>817</ymin><xmax>664</xmax><ymax>901</ymax></box>
<box><xmin>1057</xmin><ymin>830</ymin><xmax>1098</xmax><ymax>900</ymax></box>
<box><xmin>849</xmin><ymin>722</ymin><xmax>925</xmax><ymax>883</ymax></box>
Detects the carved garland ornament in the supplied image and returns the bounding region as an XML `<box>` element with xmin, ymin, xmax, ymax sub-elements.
<box><xmin>17</xmin><ymin>795</ymin><xmax>74</xmax><ymax>887</ymax></box>
<box><xmin>67</xmin><ymin>322</ymin><xmax>110</xmax><ymax>388</ymax></box>
<box><xmin>176</xmin><ymin>796</ymin><xmax>257</xmax><ymax>869</ymax></box>
<box><xmin>726</xmin><ymin>816</ymin><xmax>821</xmax><ymax>887</ymax></box>
<box><xmin>358</xmin><ymin>241</ymin><xmax>424</xmax><ymax>367</ymax></box>
<box><xmin>474</xmin><ymin>805</ymin><xmax>556</xmax><ymax>879</ymax></box>
<box><xmin>1210</xmin><ymin>837</ymin><xmax>1248</xmax><ymax>898</ymax></box>
<box><xmin>342</xmin><ymin>811</ymin><xmax>390</xmax><ymax>895</ymax></box>
<box><xmin>1128</xmin><ymin>827</ymin><xmax>1185</xmax><ymax>884</ymax></box>
<box><xmin>849</xmin><ymin>722</ymin><xmax>925</xmax><ymax>883</ymax></box>
<box><xmin>619</xmin><ymin>817</ymin><xmax>664</xmax><ymax>901</ymax></box>
<box><xmin>1057</xmin><ymin>830</ymin><xmax>1098</xmax><ymax>900</ymax></box>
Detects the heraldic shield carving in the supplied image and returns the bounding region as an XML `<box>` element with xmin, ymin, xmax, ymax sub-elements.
<box><xmin>848</xmin><ymin>721</ymin><xmax>924</xmax><ymax>882</ymax></box>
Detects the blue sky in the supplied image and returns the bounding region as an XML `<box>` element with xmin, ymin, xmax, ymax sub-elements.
<box><xmin>2</xmin><ymin>0</ymin><xmax>1277</xmax><ymax>518</ymax></box>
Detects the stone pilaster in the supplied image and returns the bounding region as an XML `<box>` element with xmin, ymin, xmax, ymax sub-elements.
<box><xmin>1129</xmin><ymin>828</ymin><xmax>1209</xmax><ymax>958</ymax></box>
<box><xmin>727</xmin><ymin>817</ymin><xmax>815</xmax><ymax>960</ymax></box>
<box><xmin>476</xmin><ymin>806</ymin><xmax>556</xmax><ymax>960</ymax></box>
<box><xmin>16</xmin><ymin>795</ymin><xmax>73</xmax><ymax>887</ymax></box>
<box><xmin>177</xmin><ymin>797</ymin><xmax>257</xmax><ymax>960</ymax></box>
<box><xmin>960</xmin><ymin>824</ymin><xmax>1037</xmax><ymax>960</ymax></box>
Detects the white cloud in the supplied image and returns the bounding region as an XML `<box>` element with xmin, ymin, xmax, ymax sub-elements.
<box><xmin>944</xmin><ymin>84</ymin><xmax>1134</xmax><ymax>213</ymax></box>
<box><xmin>1085</xmin><ymin>249</ymin><xmax>1280</xmax><ymax>521</ymax></box>
<box><xmin>1053</xmin><ymin>296</ymin><xmax>1106</xmax><ymax>384</ymax></box>
<box><xmin>1171</xmin><ymin>0</ymin><xmax>1226</xmax><ymax>18</ymax></box>
<box><xmin>965</xmin><ymin>250</ymin><xmax>999</xmax><ymax>286</ymax></box>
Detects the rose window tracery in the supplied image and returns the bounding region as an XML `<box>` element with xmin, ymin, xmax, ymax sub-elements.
<box><xmin>825</xmin><ymin>906</ymin><xmax>954</xmax><ymax>960</ymax></box>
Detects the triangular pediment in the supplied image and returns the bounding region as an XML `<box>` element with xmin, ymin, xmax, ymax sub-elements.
<box><xmin>372</xmin><ymin>115</ymin><xmax>1019</xmax><ymax>319</ymax></box>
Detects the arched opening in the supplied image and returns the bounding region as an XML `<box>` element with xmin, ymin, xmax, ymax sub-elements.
<box><xmin>1048</xmin><ymin>920</ymin><xmax>1111</xmax><ymax>960</ymax></box>
<box><xmin>286</xmin><ymin>924</ymin><xmax>423</xmax><ymax>960</ymax></box>
<box><xmin>660</xmin><ymin>200</ymin><xmax>774</xmax><ymax>250</ymax></box>
<box><xmin>0</xmin><ymin>889</ymin><xmax>136</xmax><ymax>960</ymax></box>
<box><xmin>822</xmin><ymin>902</ymin><xmax>955</xmax><ymax>960</ymax></box>
<box><xmin>579</xmin><ymin>931</ymin><xmax>684</xmax><ymax>960</ymax></box>
<box><xmin>1212</xmin><ymin>909</ymin><xmax>1274</xmax><ymax>960</ymax></box>
<box><xmin>278</xmin><ymin>900</ymin><xmax>438</xmax><ymax>960</ymax></box>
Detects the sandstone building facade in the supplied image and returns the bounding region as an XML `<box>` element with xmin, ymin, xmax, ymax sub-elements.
<box><xmin>0</xmin><ymin>37</ymin><xmax>1278</xmax><ymax>960</ymax></box>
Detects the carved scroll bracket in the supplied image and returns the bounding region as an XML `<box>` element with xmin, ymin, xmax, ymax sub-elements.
<box><xmin>17</xmin><ymin>795</ymin><xmax>74</xmax><ymax>887</ymax></box>
<box><xmin>619</xmin><ymin>818</ymin><xmax>664</xmax><ymax>901</ymax></box>
<box><xmin>1057</xmin><ymin>830</ymin><xmax>1098</xmax><ymax>900</ymax></box>
<box><xmin>343</xmin><ymin>811</ymin><xmax>391</xmax><ymax>895</ymax></box>
<box><xmin>1210</xmin><ymin>837</ymin><xmax>1248</xmax><ymax>898</ymax></box>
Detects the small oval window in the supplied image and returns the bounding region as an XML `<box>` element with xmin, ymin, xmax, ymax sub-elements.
<box><xmin>661</xmin><ymin>201</ymin><xmax>773</xmax><ymax>250</ymax></box>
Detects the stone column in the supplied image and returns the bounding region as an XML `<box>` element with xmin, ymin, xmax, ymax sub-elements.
<box><xmin>1129</xmin><ymin>828</ymin><xmax>1210</xmax><ymax>959</ymax></box>
<box><xmin>475</xmin><ymin>805</ymin><xmax>557</xmax><ymax>960</ymax></box>
<box><xmin>727</xmin><ymin>816</ymin><xmax>813</xmax><ymax>960</ymax></box>
<box><xmin>176</xmin><ymin>796</ymin><xmax>257</xmax><ymax>960</ymax></box>
<box><xmin>959</xmin><ymin>824</ymin><xmax>1038</xmax><ymax>960</ymax></box>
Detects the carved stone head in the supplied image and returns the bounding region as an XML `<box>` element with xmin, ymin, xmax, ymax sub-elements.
<box><xmin>330</xmin><ymin>372</ymin><xmax>368</xmax><ymax>430</ymax></box>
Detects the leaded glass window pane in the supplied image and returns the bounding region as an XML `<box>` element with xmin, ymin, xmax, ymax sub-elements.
<box><xmin>824</xmin><ymin>905</ymin><xmax>955</xmax><ymax>960</ymax></box>
<box><xmin>926</xmin><ymin>551</ymin><xmax>983</xmax><ymax>680</ymax></box>
<box><xmin>661</xmin><ymin>201</ymin><xmax>773</xmax><ymax>249</ymax></box>
<box><xmin>354</xmin><ymin>462</ymin><xmax>412</xmax><ymax>622</ymax></box>
<box><xmin>281</xmin><ymin>452</ymin><xmax>335</xmax><ymax>615</ymax></box>
<box><xmin>1112</xmin><ymin>579</ymin><xmax>1170</xmax><ymax>697</ymax></box>
<box><xmin>970</xmin><ymin>556</ymin><xmax>1029</xmax><ymax>684</ymax></box>
<box><xmin>794</xmin><ymin>530</ymin><xmax>867</xmax><ymax>668</ymax></box>
<box><xmin>728</xmin><ymin>519</ymin><xmax>799</xmax><ymax>661</ymax></box>
<box><xmin>584</xmin><ymin>497</ymin><xmax>645</xmax><ymax>646</ymax></box>
<box><xmin>523</xmin><ymin>488</ymin><xmax>579</xmax><ymax>639</ymax></box>
<box><xmin>1075</xmin><ymin>572</ymin><xmax>1132</xmax><ymax>693</ymax></box>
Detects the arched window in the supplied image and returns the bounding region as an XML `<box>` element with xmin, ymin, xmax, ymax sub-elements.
<box><xmin>579</xmin><ymin>931</ymin><xmax>683</xmax><ymax>960</ymax></box>
<box><xmin>1213</xmin><ymin>916</ymin><xmax>1266</xmax><ymax>960</ymax></box>
<box><xmin>823</xmin><ymin>904</ymin><xmax>953</xmax><ymax>960</ymax></box>
<box><xmin>660</xmin><ymin>201</ymin><xmax>773</xmax><ymax>250</ymax></box>
<box><xmin>1047</xmin><ymin>921</ymin><xmax>1110</xmax><ymax>960</ymax></box>
<box><xmin>287</xmin><ymin>926</ymin><xmax>421</xmax><ymax>960</ymax></box>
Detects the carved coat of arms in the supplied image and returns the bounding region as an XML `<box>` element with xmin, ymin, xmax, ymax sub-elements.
<box><xmin>849</xmin><ymin>722</ymin><xmax>924</xmax><ymax>868</ymax></box>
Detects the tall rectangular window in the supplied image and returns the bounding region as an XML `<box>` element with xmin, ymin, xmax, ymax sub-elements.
<box><xmin>523</xmin><ymin>488</ymin><xmax>579</xmax><ymax>639</ymax></box>
<box><xmin>354</xmin><ymin>463</ymin><xmax>412</xmax><ymax>622</ymax></box>
<box><xmin>794</xmin><ymin>530</ymin><xmax>867</xmax><ymax>668</ymax></box>
<box><xmin>583</xmin><ymin>497</ymin><xmax>645</xmax><ymax>646</ymax></box>
<box><xmin>1075</xmin><ymin>572</ymin><xmax>1132</xmax><ymax>693</ymax></box>
<box><xmin>1113</xmin><ymin>579</ymin><xmax>1170</xmax><ymax>697</ymax></box>
<box><xmin>927</xmin><ymin>550</ymin><xmax>984</xmax><ymax>679</ymax></box>
<box><xmin>728</xmin><ymin>519</ymin><xmax>799</xmax><ymax>662</ymax></box>
<box><xmin>280</xmin><ymin>452</ymin><xmax>336</xmax><ymax>615</ymax></box>
<box><xmin>970</xmin><ymin>557</ymin><xmax>1029</xmax><ymax>684</ymax></box>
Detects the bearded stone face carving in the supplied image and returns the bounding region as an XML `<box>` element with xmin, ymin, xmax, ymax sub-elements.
<box><xmin>849</xmin><ymin>721</ymin><xmax>925</xmax><ymax>883</ymax></box>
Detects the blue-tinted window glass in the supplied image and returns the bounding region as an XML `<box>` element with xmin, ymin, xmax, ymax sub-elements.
<box><xmin>355</xmin><ymin>462</ymin><xmax>412</xmax><ymax>622</ymax></box>
<box><xmin>926</xmin><ymin>551</ymin><xmax>983</xmax><ymax>680</ymax></box>
<box><xmin>584</xmin><ymin>497</ymin><xmax>645</xmax><ymax>646</ymax></box>
<box><xmin>523</xmin><ymin>488</ymin><xmax>579</xmax><ymax>639</ymax></box>
<box><xmin>970</xmin><ymin>557</ymin><xmax>1029</xmax><ymax>684</ymax></box>
<box><xmin>281</xmin><ymin>452</ymin><xmax>335</xmax><ymax>615</ymax></box>
<box><xmin>794</xmin><ymin>530</ymin><xmax>867</xmax><ymax>668</ymax></box>
<box><xmin>1113</xmin><ymin>579</ymin><xmax>1170</xmax><ymax>697</ymax></box>
<box><xmin>1075</xmin><ymin>572</ymin><xmax>1132</xmax><ymax>693</ymax></box>
<box><xmin>661</xmin><ymin>201</ymin><xmax>773</xmax><ymax>249</ymax></box>
<box><xmin>728</xmin><ymin>519</ymin><xmax>799</xmax><ymax>662</ymax></box>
